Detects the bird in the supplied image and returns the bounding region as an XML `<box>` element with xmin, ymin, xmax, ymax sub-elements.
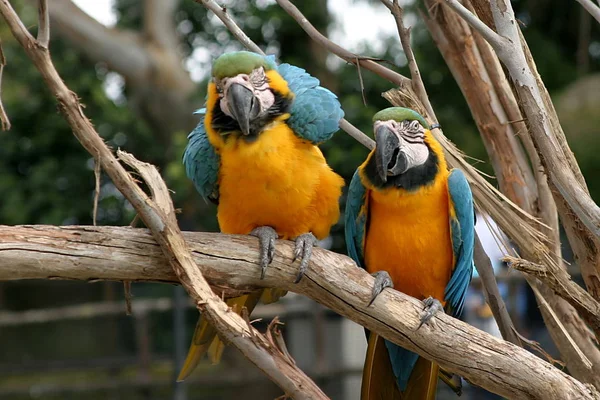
<box><xmin>345</xmin><ymin>107</ymin><xmax>474</xmax><ymax>399</ymax></box>
<box><xmin>180</xmin><ymin>51</ymin><xmax>345</xmax><ymax>380</ymax></box>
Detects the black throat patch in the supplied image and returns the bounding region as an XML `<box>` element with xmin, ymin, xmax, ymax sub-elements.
<box><xmin>211</xmin><ymin>90</ymin><xmax>292</xmax><ymax>141</ymax></box>
<box><xmin>363</xmin><ymin>145</ymin><xmax>439</xmax><ymax>191</ymax></box>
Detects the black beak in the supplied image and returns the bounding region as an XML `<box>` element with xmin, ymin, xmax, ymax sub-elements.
<box><xmin>375</xmin><ymin>125</ymin><xmax>406</xmax><ymax>182</ymax></box>
<box><xmin>226</xmin><ymin>83</ymin><xmax>260</xmax><ymax>136</ymax></box>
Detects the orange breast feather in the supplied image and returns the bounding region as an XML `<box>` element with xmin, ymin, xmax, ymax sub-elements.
<box><xmin>363</xmin><ymin>171</ymin><xmax>454</xmax><ymax>302</ymax></box>
<box><xmin>214</xmin><ymin>123</ymin><xmax>343</xmax><ymax>240</ymax></box>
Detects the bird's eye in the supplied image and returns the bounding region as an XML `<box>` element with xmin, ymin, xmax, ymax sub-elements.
<box><xmin>410</xmin><ymin>121</ymin><xmax>420</xmax><ymax>130</ymax></box>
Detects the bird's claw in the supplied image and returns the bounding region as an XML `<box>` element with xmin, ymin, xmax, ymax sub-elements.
<box><xmin>250</xmin><ymin>226</ymin><xmax>278</xmax><ymax>279</ymax></box>
<box><xmin>292</xmin><ymin>232</ymin><xmax>317</xmax><ymax>283</ymax></box>
<box><xmin>368</xmin><ymin>271</ymin><xmax>394</xmax><ymax>306</ymax></box>
<box><xmin>418</xmin><ymin>296</ymin><xmax>444</xmax><ymax>329</ymax></box>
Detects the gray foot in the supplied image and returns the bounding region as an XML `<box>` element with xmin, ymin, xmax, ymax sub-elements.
<box><xmin>368</xmin><ymin>271</ymin><xmax>394</xmax><ymax>306</ymax></box>
<box><xmin>293</xmin><ymin>232</ymin><xmax>317</xmax><ymax>283</ymax></box>
<box><xmin>418</xmin><ymin>296</ymin><xmax>444</xmax><ymax>329</ymax></box>
<box><xmin>250</xmin><ymin>226</ymin><xmax>278</xmax><ymax>279</ymax></box>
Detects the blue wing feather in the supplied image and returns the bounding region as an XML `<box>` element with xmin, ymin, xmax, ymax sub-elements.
<box><xmin>277</xmin><ymin>63</ymin><xmax>344</xmax><ymax>143</ymax></box>
<box><xmin>344</xmin><ymin>170</ymin><xmax>368</xmax><ymax>269</ymax></box>
<box><xmin>182</xmin><ymin>111</ymin><xmax>220</xmax><ymax>203</ymax></box>
<box><xmin>445</xmin><ymin>169</ymin><xmax>475</xmax><ymax>318</ymax></box>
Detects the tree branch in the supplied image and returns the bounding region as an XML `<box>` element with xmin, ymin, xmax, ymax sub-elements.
<box><xmin>0</xmin><ymin>2</ymin><xmax>327</xmax><ymax>398</ymax></box>
<box><xmin>506</xmin><ymin>256</ymin><xmax>600</xmax><ymax>341</ymax></box>
<box><xmin>446</xmin><ymin>0</ymin><xmax>600</xmax><ymax>245</ymax></box>
<box><xmin>36</xmin><ymin>0</ymin><xmax>49</xmax><ymax>48</ymax></box>
<box><xmin>26</xmin><ymin>0</ymin><xmax>151</xmax><ymax>84</ymax></box>
<box><xmin>274</xmin><ymin>0</ymin><xmax>411</xmax><ymax>87</ymax></box>
<box><xmin>0</xmin><ymin>225</ymin><xmax>598</xmax><ymax>400</ymax></box>
<box><xmin>575</xmin><ymin>0</ymin><xmax>600</xmax><ymax>25</ymax></box>
<box><xmin>0</xmin><ymin>37</ymin><xmax>9</xmax><ymax>130</ymax></box>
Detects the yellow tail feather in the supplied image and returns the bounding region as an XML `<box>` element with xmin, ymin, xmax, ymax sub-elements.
<box><xmin>177</xmin><ymin>288</ymin><xmax>286</xmax><ymax>381</ymax></box>
<box><xmin>361</xmin><ymin>333</ymin><xmax>438</xmax><ymax>400</ymax></box>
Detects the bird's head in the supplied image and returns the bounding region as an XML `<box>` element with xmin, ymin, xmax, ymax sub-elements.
<box><xmin>208</xmin><ymin>51</ymin><xmax>293</xmax><ymax>141</ymax></box>
<box><xmin>363</xmin><ymin>107</ymin><xmax>442</xmax><ymax>190</ymax></box>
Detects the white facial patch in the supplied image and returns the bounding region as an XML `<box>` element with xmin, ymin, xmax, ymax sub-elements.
<box><xmin>375</xmin><ymin>119</ymin><xmax>430</xmax><ymax>171</ymax></box>
<box><xmin>217</xmin><ymin>67</ymin><xmax>275</xmax><ymax>119</ymax></box>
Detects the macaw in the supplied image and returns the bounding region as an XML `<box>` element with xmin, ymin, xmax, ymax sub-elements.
<box><xmin>345</xmin><ymin>107</ymin><xmax>474</xmax><ymax>399</ymax></box>
<box><xmin>180</xmin><ymin>51</ymin><xmax>345</xmax><ymax>380</ymax></box>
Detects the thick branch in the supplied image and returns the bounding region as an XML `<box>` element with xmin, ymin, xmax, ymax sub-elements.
<box><xmin>446</xmin><ymin>0</ymin><xmax>600</xmax><ymax>244</ymax></box>
<box><xmin>0</xmin><ymin>2</ymin><xmax>325</xmax><ymax>398</ymax></box>
<box><xmin>0</xmin><ymin>225</ymin><xmax>598</xmax><ymax>400</ymax></box>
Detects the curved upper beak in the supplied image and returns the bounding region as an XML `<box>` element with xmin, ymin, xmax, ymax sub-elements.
<box><xmin>375</xmin><ymin>124</ymin><xmax>406</xmax><ymax>182</ymax></box>
<box><xmin>226</xmin><ymin>83</ymin><xmax>260</xmax><ymax>136</ymax></box>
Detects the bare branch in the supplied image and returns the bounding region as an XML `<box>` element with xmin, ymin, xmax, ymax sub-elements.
<box><xmin>444</xmin><ymin>0</ymin><xmax>507</xmax><ymax>51</ymax></box>
<box><xmin>575</xmin><ymin>0</ymin><xmax>600</xmax><ymax>25</ymax></box>
<box><xmin>0</xmin><ymin>38</ymin><xmax>9</xmax><ymax>130</ymax></box>
<box><xmin>0</xmin><ymin>2</ymin><xmax>327</xmax><ymax>397</ymax></box>
<box><xmin>195</xmin><ymin>0</ymin><xmax>263</xmax><ymax>54</ymax></box>
<box><xmin>381</xmin><ymin>0</ymin><xmax>437</xmax><ymax>123</ymax></box>
<box><xmin>338</xmin><ymin>119</ymin><xmax>375</xmax><ymax>150</ymax></box>
<box><xmin>275</xmin><ymin>0</ymin><xmax>411</xmax><ymax>87</ymax></box>
<box><xmin>1</xmin><ymin>225</ymin><xmax>599</xmax><ymax>400</ymax></box>
<box><xmin>507</xmin><ymin>256</ymin><xmax>600</xmax><ymax>341</ymax></box>
<box><xmin>473</xmin><ymin>236</ymin><xmax>522</xmax><ymax>346</ymax></box>
<box><xmin>37</xmin><ymin>0</ymin><xmax>49</xmax><ymax>48</ymax></box>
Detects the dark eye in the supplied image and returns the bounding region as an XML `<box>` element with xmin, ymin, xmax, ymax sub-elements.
<box><xmin>410</xmin><ymin>121</ymin><xmax>420</xmax><ymax>130</ymax></box>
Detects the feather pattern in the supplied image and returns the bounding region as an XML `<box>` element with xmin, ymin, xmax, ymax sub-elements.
<box><xmin>345</xmin><ymin>170</ymin><xmax>368</xmax><ymax>269</ymax></box>
<box><xmin>277</xmin><ymin>62</ymin><xmax>344</xmax><ymax>143</ymax></box>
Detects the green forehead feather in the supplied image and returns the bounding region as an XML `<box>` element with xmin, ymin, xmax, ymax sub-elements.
<box><xmin>212</xmin><ymin>51</ymin><xmax>276</xmax><ymax>79</ymax></box>
<box><xmin>373</xmin><ymin>107</ymin><xmax>429</xmax><ymax>129</ymax></box>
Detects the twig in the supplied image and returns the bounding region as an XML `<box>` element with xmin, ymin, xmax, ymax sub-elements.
<box><xmin>37</xmin><ymin>0</ymin><xmax>49</xmax><ymax>48</ymax></box>
<box><xmin>381</xmin><ymin>0</ymin><xmax>437</xmax><ymax>122</ymax></box>
<box><xmin>0</xmin><ymin>38</ymin><xmax>10</xmax><ymax>130</ymax></box>
<box><xmin>0</xmin><ymin>2</ymin><xmax>327</xmax><ymax>398</ymax></box>
<box><xmin>275</xmin><ymin>0</ymin><xmax>411</xmax><ymax>87</ymax></box>
<box><xmin>194</xmin><ymin>0</ymin><xmax>262</xmax><ymax>54</ymax></box>
<box><xmin>444</xmin><ymin>0</ymin><xmax>507</xmax><ymax>51</ymax></box>
<box><xmin>338</xmin><ymin>119</ymin><xmax>374</xmax><ymax>150</ymax></box>
<box><xmin>93</xmin><ymin>157</ymin><xmax>101</xmax><ymax>226</ymax></box>
<box><xmin>575</xmin><ymin>0</ymin><xmax>600</xmax><ymax>24</ymax></box>
<box><xmin>1</xmin><ymin>225</ymin><xmax>599</xmax><ymax>399</ymax></box>
<box><xmin>506</xmin><ymin>256</ymin><xmax>600</xmax><ymax>341</ymax></box>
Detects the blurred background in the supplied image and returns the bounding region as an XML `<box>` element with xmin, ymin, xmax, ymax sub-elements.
<box><xmin>1</xmin><ymin>0</ymin><xmax>599</xmax><ymax>398</ymax></box>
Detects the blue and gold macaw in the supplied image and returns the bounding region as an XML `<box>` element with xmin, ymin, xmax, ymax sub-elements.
<box><xmin>180</xmin><ymin>51</ymin><xmax>345</xmax><ymax>380</ymax></box>
<box><xmin>345</xmin><ymin>107</ymin><xmax>474</xmax><ymax>399</ymax></box>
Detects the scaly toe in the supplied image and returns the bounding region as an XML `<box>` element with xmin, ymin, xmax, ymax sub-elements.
<box><xmin>293</xmin><ymin>233</ymin><xmax>317</xmax><ymax>283</ymax></box>
<box><xmin>368</xmin><ymin>271</ymin><xmax>394</xmax><ymax>306</ymax></box>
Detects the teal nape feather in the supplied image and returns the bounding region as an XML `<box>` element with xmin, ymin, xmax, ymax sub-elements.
<box><xmin>211</xmin><ymin>51</ymin><xmax>277</xmax><ymax>79</ymax></box>
<box><xmin>373</xmin><ymin>107</ymin><xmax>429</xmax><ymax>129</ymax></box>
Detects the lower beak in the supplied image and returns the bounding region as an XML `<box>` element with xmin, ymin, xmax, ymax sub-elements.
<box><xmin>226</xmin><ymin>83</ymin><xmax>259</xmax><ymax>136</ymax></box>
<box><xmin>375</xmin><ymin>125</ymin><xmax>400</xmax><ymax>183</ymax></box>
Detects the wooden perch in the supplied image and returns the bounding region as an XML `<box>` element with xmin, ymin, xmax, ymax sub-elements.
<box><xmin>0</xmin><ymin>225</ymin><xmax>598</xmax><ymax>400</ymax></box>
